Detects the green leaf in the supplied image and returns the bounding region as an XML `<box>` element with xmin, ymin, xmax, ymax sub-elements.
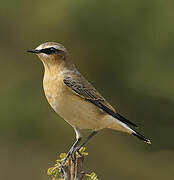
<box><xmin>86</xmin><ymin>172</ymin><xmax>98</xmax><ymax>180</ymax></box>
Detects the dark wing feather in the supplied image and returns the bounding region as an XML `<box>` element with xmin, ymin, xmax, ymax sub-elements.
<box><xmin>63</xmin><ymin>76</ymin><xmax>105</xmax><ymax>101</ymax></box>
<box><xmin>88</xmin><ymin>99</ymin><xmax>138</xmax><ymax>127</ymax></box>
<box><xmin>63</xmin><ymin>75</ymin><xmax>138</xmax><ymax>127</ymax></box>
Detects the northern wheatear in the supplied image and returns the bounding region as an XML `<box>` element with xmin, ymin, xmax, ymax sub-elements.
<box><xmin>27</xmin><ymin>42</ymin><xmax>151</xmax><ymax>164</ymax></box>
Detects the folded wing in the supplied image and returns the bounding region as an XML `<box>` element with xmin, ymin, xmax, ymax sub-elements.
<box><xmin>63</xmin><ymin>74</ymin><xmax>138</xmax><ymax>128</ymax></box>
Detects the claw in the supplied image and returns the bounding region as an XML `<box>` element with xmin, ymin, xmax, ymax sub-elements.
<box><xmin>59</xmin><ymin>154</ymin><xmax>70</xmax><ymax>176</ymax></box>
<box><xmin>59</xmin><ymin>152</ymin><xmax>70</xmax><ymax>168</ymax></box>
<box><xmin>77</xmin><ymin>149</ymin><xmax>82</xmax><ymax>156</ymax></box>
<box><xmin>72</xmin><ymin>146</ymin><xmax>82</xmax><ymax>159</ymax></box>
<box><xmin>60</xmin><ymin>146</ymin><xmax>75</xmax><ymax>167</ymax></box>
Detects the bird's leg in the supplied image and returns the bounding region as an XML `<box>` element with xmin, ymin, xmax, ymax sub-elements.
<box><xmin>73</xmin><ymin>131</ymin><xmax>98</xmax><ymax>158</ymax></box>
<box><xmin>60</xmin><ymin>127</ymin><xmax>82</xmax><ymax>167</ymax></box>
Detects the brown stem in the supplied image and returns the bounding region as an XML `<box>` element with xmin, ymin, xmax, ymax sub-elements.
<box><xmin>60</xmin><ymin>157</ymin><xmax>85</xmax><ymax>180</ymax></box>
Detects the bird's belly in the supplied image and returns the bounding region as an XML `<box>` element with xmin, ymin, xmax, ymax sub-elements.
<box><xmin>47</xmin><ymin>92</ymin><xmax>110</xmax><ymax>130</ymax></box>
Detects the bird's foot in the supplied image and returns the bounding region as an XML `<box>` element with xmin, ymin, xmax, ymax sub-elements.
<box><xmin>59</xmin><ymin>146</ymin><xmax>85</xmax><ymax>174</ymax></box>
<box><xmin>71</xmin><ymin>146</ymin><xmax>82</xmax><ymax>160</ymax></box>
<box><xmin>59</xmin><ymin>157</ymin><xmax>67</xmax><ymax>174</ymax></box>
<box><xmin>59</xmin><ymin>146</ymin><xmax>77</xmax><ymax>167</ymax></box>
<box><xmin>59</xmin><ymin>148</ymin><xmax>76</xmax><ymax>175</ymax></box>
<box><xmin>59</xmin><ymin>149</ymin><xmax>72</xmax><ymax>172</ymax></box>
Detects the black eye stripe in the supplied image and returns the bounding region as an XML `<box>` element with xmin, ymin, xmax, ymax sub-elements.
<box><xmin>40</xmin><ymin>47</ymin><xmax>58</xmax><ymax>55</ymax></box>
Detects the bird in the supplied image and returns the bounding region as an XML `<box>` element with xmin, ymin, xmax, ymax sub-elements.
<box><xmin>27</xmin><ymin>42</ymin><xmax>151</xmax><ymax>164</ymax></box>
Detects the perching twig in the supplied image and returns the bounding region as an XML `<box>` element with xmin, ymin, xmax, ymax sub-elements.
<box><xmin>47</xmin><ymin>147</ymin><xmax>98</xmax><ymax>180</ymax></box>
<box><xmin>60</xmin><ymin>156</ymin><xmax>84</xmax><ymax>180</ymax></box>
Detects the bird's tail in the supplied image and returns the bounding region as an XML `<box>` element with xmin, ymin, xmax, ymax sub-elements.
<box><xmin>132</xmin><ymin>130</ymin><xmax>151</xmax><ymax>144</ymax></box>
<box><xmin>107</xmin><ymin>116</ymin><xmax>151</xmax><ymax>144</ymax></box>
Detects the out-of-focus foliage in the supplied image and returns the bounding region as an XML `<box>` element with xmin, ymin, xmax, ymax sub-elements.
<box><xmin>1</xmin><ymin>0</ymin><xmax>174</xmax><ymax>179</ymax></box>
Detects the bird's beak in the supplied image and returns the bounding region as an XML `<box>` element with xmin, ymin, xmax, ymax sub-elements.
<box><xmin>26</xmin><ymin>49</ymin><xmax>40</xmax><ymax>54</ymax></box>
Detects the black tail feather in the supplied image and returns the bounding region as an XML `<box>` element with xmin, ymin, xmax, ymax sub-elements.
<box><xmin>88</xmin><ymin>100</ymin><xmax>138</xmax><ymax>128</ymax></box>
<box><xmin>132</xmin><ymin>131</ymin><xmax>151</xmax><ymax>144</ymax></box>
<box><xmin>115</xmin><ymin>112</ymin><xmax>138</xmax><ymax>128</ymax></box>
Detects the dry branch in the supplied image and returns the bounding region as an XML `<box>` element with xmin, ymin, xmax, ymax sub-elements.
<box><xmin>47</xmin><ymin>147</ymin><xmax>98</xmax><ymax>180</ymax></box>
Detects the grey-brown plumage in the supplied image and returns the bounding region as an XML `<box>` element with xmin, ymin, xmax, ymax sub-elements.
<box><xmin>63</xmin><ymin>74</ymin><xmax>138</xmax><ymax>127</ymax></box>
<box><xmin>27</xmin><ymin>42</ymin><xmax>151</xmax><ymax>165</ymax></box>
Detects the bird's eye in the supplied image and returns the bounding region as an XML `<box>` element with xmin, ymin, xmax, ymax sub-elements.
<box><xmin>41</xmin><ymin>47</ymin><xmax>57</xmax><ymax>55</ymax></box>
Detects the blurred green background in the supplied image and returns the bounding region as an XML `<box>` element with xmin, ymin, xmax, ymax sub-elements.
<box><xmin>1</xmin><ymin>0</ymin><xmax>174</xmax><ymax>179</ymax></box>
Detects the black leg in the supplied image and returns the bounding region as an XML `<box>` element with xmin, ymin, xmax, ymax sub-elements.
<box><xmin>60</xmin><ymin>127</ymin><xmax>82</xmax><ymax>166</ymax></box>
<box><xmin>60</xmin><ymin>137</ymin><xmax>81</xmax><ymax>166</ymax></box>
<box><xmin>73</xmin><ymin>131</ymin><xmax>98</xmax><ymax>157</ymax></box>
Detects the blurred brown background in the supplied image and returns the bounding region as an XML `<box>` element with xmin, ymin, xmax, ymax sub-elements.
<box><xmin>1</xmin><ymin>0</ymin><xmax>174</xmax><ymax>179</ymax></box>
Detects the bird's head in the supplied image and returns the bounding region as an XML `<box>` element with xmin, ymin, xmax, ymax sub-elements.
<box><xmin>27</xmin><ymin>42</ymin><xmax>71</xmax><ymax>68</ymax></box>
